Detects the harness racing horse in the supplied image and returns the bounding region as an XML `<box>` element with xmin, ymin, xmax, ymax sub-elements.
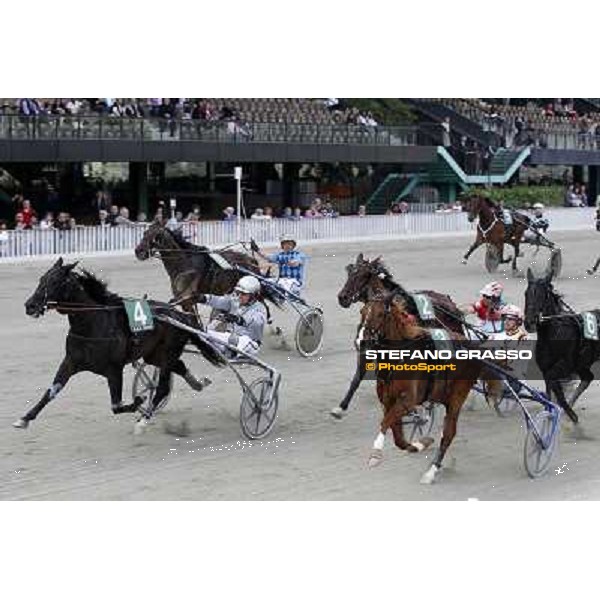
<box><xmin>14</xmin><ymin>258</ymin><xmax>225</xmax><ymax>431</ymax></box>
<box><xmin>332</xmin><ymin>254</ymin><xmax>464</xmax><ymax>418</ymax></box>
<box><xmin>524</xmin><ymin>268</ymin><xmax>600</xmax><ymax>430</ymax></box>
<box><xmin>134</xmin><ymin>221</ymin><xmax>283</xmax><ymax>316</ymax></box>
<box><xmin>361</xmin><ymin>293</ymin><xmax>482</xmax><ymax>484</ymax></box>
<box><xmin>462</xmin><ymin>195</ymin><xmax>531</xmax><ymax>273</ymax></box>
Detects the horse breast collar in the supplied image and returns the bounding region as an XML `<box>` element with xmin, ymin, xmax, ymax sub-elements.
<box><xmin>478</xmin><ymin>214</ymin><xmax>498</xmax><ymax>239</ymax></box>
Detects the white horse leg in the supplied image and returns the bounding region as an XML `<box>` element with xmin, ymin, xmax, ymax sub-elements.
<box><xmin>368</xmin><ymin>432</ymin><xmax>385</xmax><ymax>468</ymax></box>
<box><xmin>420</xmin><ymin>464</ymin><xmax>440</xmax><ymax>485</ymax></box>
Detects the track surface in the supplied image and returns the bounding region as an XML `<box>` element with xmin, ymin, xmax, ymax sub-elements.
<box><xmin>2</xmin><ymin>231</ymin><xmax>600</xmax><ymax>500</ymax></box>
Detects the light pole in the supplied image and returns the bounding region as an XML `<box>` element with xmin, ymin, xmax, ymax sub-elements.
<box><xmin>234</xmin><ymin>166</ymin><xmax>242</xmax><ymax>241</ymax></box>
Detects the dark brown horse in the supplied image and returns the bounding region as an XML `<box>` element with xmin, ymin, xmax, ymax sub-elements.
<box><xmin>362</xmin><ymin>294</ymin><xmax>482</xmax><ymax>484</ymax></box>
<box><xmin>15</xmin><ymin>259</ymin><xmax>225</xmax><ymax>432</ymax></box>
<box><xmin>134</xmin><ymin>222</ymin><xmax>282</xmax><ymax>315</ymax></box>
<box><xmin>462</xmin><ymin>195</ymin><xmax>530</xmax><ymax>272</ymax></box>
<box><xmin>332</xmin><ymin>254</ymin><xmax>464</xmax><ymax>418</ymax></box>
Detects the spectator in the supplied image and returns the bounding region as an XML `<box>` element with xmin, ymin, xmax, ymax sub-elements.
<box><xmin>98</xmin><ymin>210</ymin><xmax>110</xmax><ymax>227</ymax></box>
<box><xmin>69</xmin><ymin>217</ymin><xmax>77</xmax><ymax>229</ymax></box>
<box><xmin>40</xmin><ymin>212</ymin><xmax>54</xmax><ymax>230</ymax></box>
<box><xmin>15</xmin><ymin>213</ymin><xmax>27</xmax><ymax>230</ymax></box>
<box><xmin>357</xmin><ymin>205</ymin><xmax>367</xmax><ymax>217</ymax></box>
<box><xmin>251</xmin><ymin>208</ymin><xmax>271</xmax><ymax>221</ymax></box>
<box><xmin>136</xmin><ymin>212</ymin><xmax>148</xmax><ymax>223</ymax></box>
<box><xmin>108</xmin><ymin>204</ymin><xmax>120</xmax><ymax>226</ymax></box>
<box><xmin>292</xmin><ymin>208</ymin><xmax>304</xmax><ymax>220</ymax></box>
<box><xmin>175</xmin><ymin>210</ymin><xmax>184</xmax><ymax>222</ymax></box>
<box><xmin>442</xmin><ymin>116</ymin><xmax>451</xmax><ymax>147</ymax></box>
<box><xmin>21</xmin><ymin>199</ymin><xmax>37</xmax><ymax>228</ymax></box>
<box><xmin>154</xmin><ymin>207</ymin><xmax>165</xmax><ymax>222</ymax></box>
<box><xmin>264</xmin><ymin>206</ymin><xmax>274</xmax><ymax>219</ymax></box>
<box><xmin>55</xmin><ymin>212</ymin><xmax>71</xmax><ymax>231</ymax></box>
<box><xmin>320</xmin><ymin>201</ymin><xmax>338</xmax><ymax>218</ymax></box>
<box><xmin>115</xmin><ymin>207</ymin><xmax>132</xmax><ymax>226</ymax></box>
<box><xmin>223</xmin><ymin>206</ymin><xmax>237</xmax><ymax>222</ymax></box>
<box><xmin>281</xmin><ymin>207</ymin><xmax>294</xmax><ymax>220</ymax></box>
<box><xmin>580</xmin><ymin>185</ymin><xmax>589</xmax><ymax>206</ymax></box>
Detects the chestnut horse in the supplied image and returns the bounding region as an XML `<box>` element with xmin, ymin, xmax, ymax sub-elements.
<box><xmin>332</xmin><ymin>254</ymin><xmax>464</xmax><ymax>418</ymax></box>
<box><xmin>362</xmin><ymin>293</ymin><xmax>482</xmax><ymax>484</ymax></box>
<box><xmin>462</xmin><ymin>195</ymin><xmax>530</xmax><ymax>272</ymax></box>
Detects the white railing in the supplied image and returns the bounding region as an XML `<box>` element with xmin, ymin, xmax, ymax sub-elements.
<box><xmin>0</xmin><ymin>208</ymin><xmax>594</xmax><ymax>261</ymax></box>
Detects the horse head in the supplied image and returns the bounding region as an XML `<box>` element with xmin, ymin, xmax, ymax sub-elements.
<box><xmin>464</xmin><ymin>194</ymin><xmax>482</xmax><ymax>223</ymax></box>
<box><xmin>25</xmin><ymin>257</ymin><xmax>78</xmax><ymax>318</ymax></box>
<box><xmin>135</xmin><ymin>220</ymin><xmax>170</xmax><ymax>261</ymax></box>
<box><xmin>524</xmin><ymin>268</ymin><xmax>556</xmax><ymax>332</ymax></box>
<box><xmin>338</xmin><ymin>254</ymin><xmax>390</xmax><ymax>308</ymax></box>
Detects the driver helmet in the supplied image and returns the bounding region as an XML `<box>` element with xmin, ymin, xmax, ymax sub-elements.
<box><xmin>500</xmin><ymin>304</ymin><xmax>523</xmax><ymax>323</ymax></box>
<box><xmin>480</xmin><ymin>281</ymin><xmax>504</xmax><ymax>300</ymax></box>
<box><xmin>279</xmin><ymin>233</ymin><xmax>297</xmax><ymax>248</ymax></box>
<box><xmin>234</xmin><ymin>275</ymin><xmax>261</xmax><ymax>296</ymax></box>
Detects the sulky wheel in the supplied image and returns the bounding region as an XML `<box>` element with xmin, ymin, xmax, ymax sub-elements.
<box><xmin>523</xmin><ymin>410</ymin><xmax>559</xmax><ymax>479</ymax></box>
<box><xmin>132</xmin><ymin>362</ymin><xmax>172</xmax><ymax>414</ymax></box>
<box><xmin>240</xmin><ymin>376</ymin><xmax>279</xmax><ymax>440</ymax></box>
<box><xmin>295</xmin><ymin>307</ymin><xmax>324</xmax><ymax>358</ymax></box>
<box><xmin>485</xmin><ymin>244</ymin><xmax>501</xmax><ymax>273</ymax></box>
<box><xmin>402</xmin><ymin>401</ymin><xmax>437</xmax><ymax>442</ymax></box>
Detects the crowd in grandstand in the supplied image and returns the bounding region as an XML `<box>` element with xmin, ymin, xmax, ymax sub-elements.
<box><xmin>439</xmin><ymin>98</ymin><xmax>600</xmax><ymax>150</ymax></box>
<box><xmin>1</xmin><ymin>98</ymin><xmax>379</xmax><ymax>129</ymax></box>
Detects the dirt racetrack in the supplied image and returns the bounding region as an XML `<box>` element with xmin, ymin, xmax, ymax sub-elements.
<box><xmin>2</xmin><ymin>231</ymin><xmax>600</xmax><ymax>500</ymax></box>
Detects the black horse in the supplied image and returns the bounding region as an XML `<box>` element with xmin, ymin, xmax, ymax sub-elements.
<box><xmin>14</xmin><ymin>258</ymin><xmax>225</xmax><ymax>430</ymax></box>
<box><xmin>332</xmin><ymin>254</ymin><xmax>464</xmax><ymax>418</ymax></box>
<box><xmin>524</xmin><ymin>268</ymin><xmax>600</xmax><ymax>426</ymax></box>
<box><xmin>134</xmin><ymin>222</ymin><xmax>282</xmax><ymax>315</ymax></box>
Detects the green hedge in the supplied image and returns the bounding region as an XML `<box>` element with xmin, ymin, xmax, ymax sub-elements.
<box><xmin>468</xmin><ymin>186</ymin><xmax>564</xmax><ymax>208</ymax></box>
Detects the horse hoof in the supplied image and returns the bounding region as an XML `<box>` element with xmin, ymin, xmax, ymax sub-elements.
<box><xmin>368</xmin><ymin>449</ymin><xmax>384</xmax><ymax>468</ymax></box>
<box><xmin>411</xmin><ymin>437</ymin><xmax>435</xmax><ymax>452</ymax></box>
<box><xmin>12</xmin><ymin>418</ymin><xmax>28</xmax><ymax>429</ymax></box>
<box><xmin>420</xmin><ymin>464</ymin><xmax>440</xmax><ymax>485</ymax></box>
<box><xmin>330</xmin><ymin>407</ymin><xmax>347</xmax><ymax>420</ymax></box>
<box><xmin>461</xmin><ymin>259</ymin><xmax>468</xmax><ymax>265</ymax></box>
<box><xmin>134</xmin><ymin>418</ymin><xmax>150</xmax><ymax>436</ymax></box>
<box><xmin>587</xmin><ymin>269</ymin><xmax>594</xmax><ymax>276</ymax></box>
<box><xmin>163</xmin><ymin>419</ymin><xmax>191</xmax><ymax>437</ymax></box>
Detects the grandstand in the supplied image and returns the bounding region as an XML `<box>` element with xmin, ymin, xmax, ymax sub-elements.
<box><xmin>1</xmin><ymin>98</ymin><xmax>600</xmax><ymax>224</ymax></box>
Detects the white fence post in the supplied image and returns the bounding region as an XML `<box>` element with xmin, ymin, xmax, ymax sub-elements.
<box><xmin>0</xmin><ymin>207</ymin><xmax>595</xmax><ymax>261</ymax></box>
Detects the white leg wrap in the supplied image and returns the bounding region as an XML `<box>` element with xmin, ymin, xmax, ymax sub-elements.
<box><xmin>48</xmin><ymin>383</ymin><xmax>63</xmax><ymax>400</ymax></box>
<box><xmin>420</xmin><ymin>464</ymin><xmax>440</xmax><ymax>485</ymax></box>
<box><xmin>373</xmin><ymin>432</ymin><xmax>385</xmax><ymax>451</ymax></box>
<box><xmin>411</xmin><ymin>440</ymin><xmax>426</xmax><ymax>452</ymax></box>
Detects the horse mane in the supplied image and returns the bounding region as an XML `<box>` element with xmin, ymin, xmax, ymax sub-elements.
<box><xmin>167</xmin><ymin>227</ymin><xmax>210</xmax><ymax>254</ymax></box>
<box><xmin>391</xmin><ymin>299</ymin><xmax>429</xmax><ymax>339</ymax></box>
<box><xmin>74</xmin><ymin>270</ymin><xmax>121</xmax><ymax>305</ymax></box>
<box><xmin>369</xmin><ymin>258</ymin><xmax>410</xmax><ymax>297</ymax></box>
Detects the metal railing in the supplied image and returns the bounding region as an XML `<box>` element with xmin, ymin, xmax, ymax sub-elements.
<box><xmin>0</xmin><ymin>208</ymin><xmax>593</xmax><ymax>261</ymax></box>
<box><xmin>0</xmin><ymin>113</ymin><xmax>425</xmax><ymax>147</ymax></box>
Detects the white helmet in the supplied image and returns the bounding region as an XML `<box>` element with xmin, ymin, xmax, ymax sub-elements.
<box><xmin>533</xmin><ymin>203</ymin><xmax>544</xmax><ymax>210</ymax></box>
<box><xmin>480</xmin><ymin>281</ymin><xmax>503</xmax><ymax>298</ymax></box>
<box><xmin>235</xmin><ymin>275</ymin><xmax>261</xmax><ymax>295</ymax></box>
<box><xmin>280</xmin><ymin>233</ymin><xmax>296</xmax><ymax>245</ymax></box>
<box><xmin>501</xmin><ymin>304</ymin><xmax>523</xmax><ymax>322</ymax></box>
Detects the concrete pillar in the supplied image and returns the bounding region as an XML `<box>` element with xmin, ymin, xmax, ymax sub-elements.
<box><xmin>206</xmin><ymin>162</ymin><xmax>216</xmax><ymax>193</ymax></box>
<box><xmin>282</xmin><ymin>163</ymin><xmax>298</xmax><ymax>207</ymax></box>
<box><xmin>129</xmin><ymin>162</ymin><xmax>148</xmax><ymax>217</ymax></box>
<box><xmin>589</xmin><ymin>166</ymin><xmax>599</xmax><ymax>206</ymax></box>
